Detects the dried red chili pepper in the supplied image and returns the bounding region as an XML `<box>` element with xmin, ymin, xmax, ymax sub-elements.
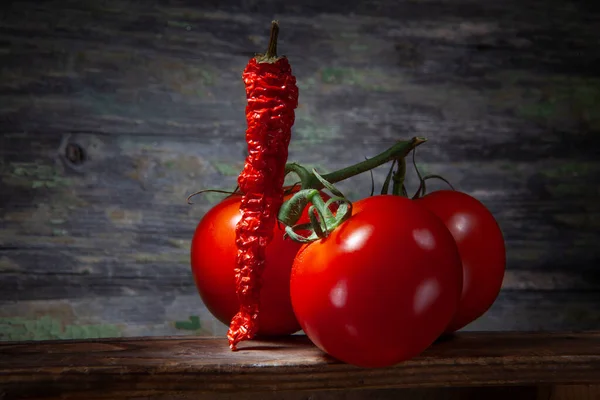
<box><xmin>227</xmin><ymin>21</ymin><xmax>299</xmax><ymax>350</ymax></box>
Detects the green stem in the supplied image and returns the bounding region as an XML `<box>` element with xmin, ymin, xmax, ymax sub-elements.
<box><xmin>392</xmin><ymin>157</ymin><xmax>407</xmax><ymax>196</ymax></box>
<box><xmin>285</xmin><ymin>162</ymin><xmax>313</xmax><ymax>188</ymax></box>
<box><xmin>279</xmin><ymin>171</ymin><xmax>354</xmax><ymax>243</ymax></box>
<box><xmin>286</xmin><ymin>137</ymin><xmax>427</xmax><ymax>190</ymax></box>
<box><xmin>381</xmin><ymin>159</ymin><xmax>396</xmax><ymax>195</ymax></box>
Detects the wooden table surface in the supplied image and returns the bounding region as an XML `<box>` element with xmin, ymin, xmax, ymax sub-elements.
<box><xmin>1</xmin><ymin>331</ymin><xmax>599</xmax><ymax>399</ymax></box>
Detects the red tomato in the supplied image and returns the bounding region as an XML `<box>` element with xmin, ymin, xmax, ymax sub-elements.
<box><xmin>415</xmin><ymin>190</ymin><xmax>506</xmax><ymax>333</ymax></box>
<box><xmin>190</xmin><ymin>194</ymin><xmax>302</xmax><ymax>336</ymax></box>
<box><xmin>290</xmin><ymin>195</ymin><xmax>463</xmax><ymax>368</ymax></box>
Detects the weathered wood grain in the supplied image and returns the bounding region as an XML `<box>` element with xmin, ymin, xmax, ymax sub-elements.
<box><xmin>2</xmin><ymin>290</ymin><xmax>600</xmax><ymax>341</ymax></box>
<box><xmin>1</xmin><ymin>0</ymin><xmax>599</xmax><ymax>155</ymax></box>
<box><xmin>1</xmin><ymin>133</ymin><xmax>598</xmax><ymax>298</ymax></box>
<box><xmin>542</xmin><ymin>385</ymin><xmax>600</xmax><ymax>400</ymax></box>
<box><xmin>1</xmin><ymin>132</ymin><xmax>598</xmax><ymax>277</ymax></box>
<box><xmin>1</xmin><ymin>0</ymin><xmax>599</xmax><ymax>339</ymax></box>
<box><xmin>0</xmin><ymin>332</ymin><xmax>599</xmax><ymax>399</ymax></box>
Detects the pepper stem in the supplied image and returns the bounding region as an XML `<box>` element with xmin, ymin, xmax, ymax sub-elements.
<box><xmin>266</xmin><ymin>20</ymin><xmax>279</xmax><ymax>58</ymax></box>
<box><xmin>256</xmin><ymin>21</ymin><xmax>281</xmax><ymax>63</ymax></box>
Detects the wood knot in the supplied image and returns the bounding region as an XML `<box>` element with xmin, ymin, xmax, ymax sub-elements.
<box><xmin>64</xmin><ymin>143</ymin><xmax>87</xmax><ymax>166</ymax></box>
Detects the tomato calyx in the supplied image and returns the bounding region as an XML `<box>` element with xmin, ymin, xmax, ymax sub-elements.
<box><xmin>278</xmin><ymin>170</ymin><xmax>352</xmax><ymax>243</ymax></box>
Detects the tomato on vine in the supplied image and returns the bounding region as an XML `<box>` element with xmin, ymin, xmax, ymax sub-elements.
<box><xmin>289</xmin><ymin>195</ymin><xmax>463</xmax><ymax>368</ymax></box>
<box><xmin>416</xmin><ymin>190</ymin><xmax>506</xmax><ymax>333</ymax></box>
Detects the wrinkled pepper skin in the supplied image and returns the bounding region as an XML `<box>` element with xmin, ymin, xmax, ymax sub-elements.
<box><xmin>227</xmin><ymin>54</ymin><xmax>299</xmax><ymax>350</ymax></box>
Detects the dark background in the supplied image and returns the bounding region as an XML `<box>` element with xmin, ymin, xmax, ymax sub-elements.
<box><xmin>0</xmin><ymin>0</ymin><xmax>599</xmax><ymax>341</ymax></box>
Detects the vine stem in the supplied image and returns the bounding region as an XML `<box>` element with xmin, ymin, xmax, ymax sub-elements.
<box><xmin>392</xmin><ymin>156</ymin><xmax>407</xmax><ymax>196</ymax></box>
<box><xmin>285</xmin><ymin>137</ymin><xmax>427</xmax><ymax>190</ymax></box>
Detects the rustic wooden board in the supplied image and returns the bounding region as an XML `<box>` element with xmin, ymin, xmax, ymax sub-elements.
<box><xmin>1</xmin><ymin>0</ymin><xmax>599</xmax><ymax>339</ymax></box>
<box><xmin>1</xmin><ymin>332</ymin><xmax>600</xmax><ymax>399</ymax></box>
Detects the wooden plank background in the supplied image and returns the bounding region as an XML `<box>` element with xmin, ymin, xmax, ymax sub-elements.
<box><xmin>0</xmin><ymin>0</ymin><xmax>599</xmax><ymax>341</ymax></box>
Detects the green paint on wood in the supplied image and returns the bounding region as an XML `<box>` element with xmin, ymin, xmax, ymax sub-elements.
<box><xmin>132</xmin><ymin>252</ymin><xmax>190</xmax><ymax>264</ymax></box>
<box><xmin>499</xmin><ymin>163</ymin><xmax>519</xmax><ymax>172</ymax></box>
<box><xmin>540</xmin><ymin>162</ymin><xmax>597</xmax><ymax>179</ymax></box>
<box><xmin>293</xmin><ymin>111</ymin><xmax>342</xmax><ymax>144</ymax></box>
<box><xmin>213</xmin><ymin>161</ymin><xmax>242</xmax><ymax>176</ymax></box>
<box><xmin>539</xmin><ymin>162</ymin><xmax>600</xmax><ymax>198</ymax></box>
<box><xmin>0</xmin><ymin>257</ymin><xmax>21</xmax><ymax>272</ymax></box>
<box><xmin>493</xmin><ymin>72</ymin><xmax>600</xmax><ymax>131</ymax></box>
<box><xmin>295</xmin><ymin>124</ymin><xmax>340</xmax><ymax>143</ymax></box>
<box><xmin>553</xmin><ymin>213</ymin><xmax>600</xmax><ymax>229</ymax></box>
<box><xmin>498</xmin><ymin>163</ymin><xmax>525</xmax><ymax>178</ymax></box>
<box><xmin>52</xmin><ymin>228</ymin><xmax>69</xmax><ymax>236</ymax></box>
<box><xmin>338</xmin><ymin>31</ymin><xmax>360</xmax><ymax>39</ymax></box>
<box><xmin>106</xmin><ymin>208</ymin><xmax>143</xmax><ymax>225</ymax></box>
<box><xmin>202</xmin><ymin>191</ymin><xmax>230</xmax><ymax>206</ymax></box>
<box><xmin>518</xmin><ymin>102</ymin><xmax>555</xmax><ymax>120</ymax></box>
<box><xmin>318</xmin><ymin>67</ymin><xmax>404</xmax><ymax>92</ymax></box>
<box><xmin>349</xmin><ymin>43</ymin><xmax>370</xmax><ymax>52</ymax></box>
<box><xmin>167</xmin><ymin>238</ymin><xmax>191</xmax><ymax>250</ymax></box>
<box><xmin>174</xmin><ymin>316</ymin><xmax>201</xmax><ymax>330</ymax></box>
<box><xmin>0</xmin><ymin>316</ymin><xmax>122</xmax><ymax>341</ymax></box>
<box><xmin>517</xmin><ymin>80</ymin><xmax>600</xmax><ymax>130</ymax></box>
<box><xmin>3</xmin><ymin>162</ymin><xmax>72</xmax><ymax>189</ymax></box>
<box><xmin>544</xmin><ymin>182</ymin><xmax>590</xmax><ymax>197</ymax></box>
<box><xmin>321</xmin><ymin>67</ymin><xmax>362</xmax><ymax>85</ymax></box>
<box><xmin>167</xmin><ymin>20</ymin><xmax>192</xmax><ymax>29</ymax></box>
<box><xmin>296</xmin><ymin>76</ymin><xmax>318</xmax><ymax>91</ymax></box>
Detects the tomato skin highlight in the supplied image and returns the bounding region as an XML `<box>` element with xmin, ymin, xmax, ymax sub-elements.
<box><xmin>190</xmin><ymin>195</ymin><xmax>301</xmax><ymax>336</ymax></box>
<box><xmin>416</xmin><ymin>190</ymin><xmax>506</xmax><ymax>333</ymax></box>
<box><xmin>290</xmin><ymin>195</ymin><xmax>463</xmax><ymax>368</ymax></box>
